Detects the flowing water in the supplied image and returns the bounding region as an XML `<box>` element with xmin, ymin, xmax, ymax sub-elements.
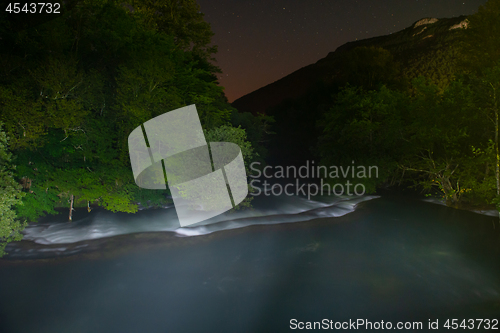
<box><xmin>0</xmin><ymin>191</ymin><xmax>499</xmax><ymax>332</ymax></box>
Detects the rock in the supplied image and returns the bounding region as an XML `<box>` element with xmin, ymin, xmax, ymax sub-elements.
<box><xmin>449</xmin><ymin>19</ymin><xmax>469</xmax><ymax>30</ymax></box>
<box><xmin>413</xmin><ymin>26</ymin><xmax>427</xmax><ymax>37</ymax></box>
<box><xmin>414</xmin><ymin>18</ymin><xmax>439</xmax><ymax>28</ymax></box>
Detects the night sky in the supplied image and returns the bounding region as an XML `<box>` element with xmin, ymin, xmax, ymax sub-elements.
<box><xmin>196</xmin><ymin>0</ymin><xmax>488</xmax><ymax>102</ymax></box>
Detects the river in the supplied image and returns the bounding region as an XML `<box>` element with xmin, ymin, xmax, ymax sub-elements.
<box><xmin>0</xmin><ymin>191</ymin><xmax>499</xmax><ymax>332</ymax></box>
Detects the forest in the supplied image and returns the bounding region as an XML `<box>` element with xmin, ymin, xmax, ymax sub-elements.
<box><xmin>0</xmin><ymin>0</ymin><xmax>270</xmax><ymax>255</ymax></box>
<box><xmin>1</xmin><ymin>0</ymin><xmax>500</xmax><ymax>256</ymax></box>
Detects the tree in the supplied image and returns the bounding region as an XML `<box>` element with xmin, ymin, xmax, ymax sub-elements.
<box><xmin>128</xmin><ymin>0</ymin><xmax>217</xmax><ymax>58</ymax></box>
<box><xmin>460</xmin><ymin>0</ymin><xmax>500</xmax><ymax>211</ymax></box>
<box><xmin>462</xmin><ymin>65</ymin><xmax>500</xmax><ymax>209</ymax></box>
<box><xmin>204</xmin><ymin>125</ymin><xmax>256</xmax><ymax>210</ymax></box>
<box><xmin>399</xmin><ymin>78</ymin><xmax>482</xmax><ymax>207</ymax></box>
<box><xmin>317</xmin><ymin>85</ymin><xmax>407</xmax><ymax>192</ymax></box>
<box><xmin>461</xmin><ymin>0</ymin><xmax>500</xmax><ymax>71</ymax></box>
<box><xmin>204</xmin><ymin>125</ymin><xmax>255</xmax><ymax>167</ymax></box>
<box><xmin>0</xmin><ymin>123</ymin><xmax>25</xmax><ymax>257</ymax></box>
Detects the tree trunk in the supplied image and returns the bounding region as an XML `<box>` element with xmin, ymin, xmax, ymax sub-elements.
<box><xmin>492</xmin><ymin>83</ymin><xmax>500</xmax><ymax>221</ymax></box>
<box><xmin>442</xmin><ymin>176</ymin><xmax>459</xmax><ymax>208</ymax></box>
<box><xmin>69</xmin><ymin>194</ymin><xmax>74</xmax><ymax>221</ymax></box>
<box><xmin>21</xmin><ymin>177</ymin><xmax>32</xmax><ymax>190</ymax></box>
<box><xmin>495</xmin><ymin>100</ymin><xmax>499</xmax><ymax>197</ymax></box>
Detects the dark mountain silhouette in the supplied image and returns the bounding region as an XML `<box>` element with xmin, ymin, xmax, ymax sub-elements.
<box><xmin>232</xmin><ymin>16</ymin><xmax>468</xmax><ymax>115</ymax></box>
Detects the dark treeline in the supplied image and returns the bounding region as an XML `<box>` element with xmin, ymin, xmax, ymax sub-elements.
<box><xmin>266</xmin><ymin>0</ymin><xmax>500</xmax><ymax>212</ymax></box>
<box><xmin>0</xmin><ymin>0</ymin><xmax>271</xmax><ymax>255</ymax></box>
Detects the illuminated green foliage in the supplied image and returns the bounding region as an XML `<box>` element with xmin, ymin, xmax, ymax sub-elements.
<box><xmin>0</xmin><ymin>123</ymin><xmax>25</xmax><ymax>256</ymax></box>
<box><xmin>0</xmin><ymin>0</ymin><xmax>262</xmax><ymax>240</ymax></box>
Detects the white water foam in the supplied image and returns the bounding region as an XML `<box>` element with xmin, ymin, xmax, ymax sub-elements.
<box><xmin>422</xmin><ymin>197</ymin><xmax>499</xmax><ymax>217</ymax></box>
<box><xmin>22</xmin><ymin>194</ymin><xmax>378</xmax><ymax>245</ymax></box>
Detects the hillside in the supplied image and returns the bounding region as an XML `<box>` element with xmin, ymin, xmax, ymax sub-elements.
<box><xmin>231</xmin><ymin>16</ymin><xmax>468</xmax><ymax>115</ymax></box>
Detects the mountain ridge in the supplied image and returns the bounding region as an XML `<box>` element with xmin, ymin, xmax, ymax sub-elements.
<box><xmin>232</xmin><ymin>15</ymin><xmax>468</xmax><ymax>115</ymax></box>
